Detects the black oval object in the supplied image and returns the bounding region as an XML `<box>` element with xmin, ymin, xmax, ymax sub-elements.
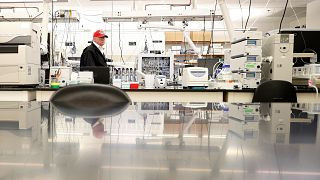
<box><xmin>50</xmin><ymin>84</ymin><xmax>131</xmax><ymax>117</ymax></box>
<box><xmin>252</xmin><ymin>80</ymin><xmax>297</xmax><ymax>103</ymax></box>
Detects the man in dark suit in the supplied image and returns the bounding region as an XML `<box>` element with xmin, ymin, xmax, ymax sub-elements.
<box><xmin>80</xmin><ymin>30</ymin><xmax>111</xmax><ymax>67</ymax></box>
<box><xmin>80</xmin><ymin>30</ymin><xmax>112</xmax><ymax>84</ymax></box>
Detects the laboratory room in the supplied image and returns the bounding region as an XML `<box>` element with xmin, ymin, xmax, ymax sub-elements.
<box><xmin>0</xmin><ymin>0</ymin><xmax>320</xmax><ymax>179</ymax></box>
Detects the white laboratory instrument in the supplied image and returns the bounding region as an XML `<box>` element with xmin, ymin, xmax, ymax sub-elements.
<box><xmin>262</xmin><ymin>34</ymin><xmax>294</xmax><ymax>82</ymax></box>
<box><xmin>228</xmin><ymin>103</ymin><xmax>261</xmax><ymax>121</ymax></box>
<box><xmin>227</xmin><ymin>103</ymin><xmax>260</xmax><ymax>140</ymax></box>
<box><xmin>78</xmin><ymin>71</ymin><xmax>94</xmax><ymax>84</ymax></box>
<box><xmin>212</xmin><ymin>64</ymin><xmax>242</xmax><ymax>89</ymax></box>
<box><xmin>230</xmin><ymin>56</ymin><xmax>262</xmax><ymax>72</ymax></box>
<box><xmin>137</xmin><ymin>53</ymin><xmax>174</xmax><ymax>81</ymax></box>
<box><xmin>230</xmin><ymin>31</ymin><xmax>262</xmax><ymax>89</ymax></box>
<box><xmin>0</xmin><ymin>22</ymin><xmax>41</xmax><ymax>85</ymax></box>
<box><xmin>182</xmin><ymin>67</ymin><xmax>209</xmax><ymax>88</ymax></box>
<box><xmin>154</xmin><ymin>75</ymin><xmax>167</xmax><ymax>88</ymax></box>
<box><xmin>0</xmin><ymin>101</ymin><xmax>42</xmax><ymax>155</ymax></box>
<box><xmin>259</xmin><ymin>103</ymin><xmax>291</xmax><ymax>144</ymax></box>
<box><xmin>0</xmin><ymin>101</ymin><xmax>41</xmax><ymax>130</ymax></box>
<box><xmin>137</xmin><ymin>102</ymin><xmax>172</xmax><ymax>113</ymax></box>
<box><xmin>182</xmin><ymin>102</ymin><xmax>208</xmax><ymax>109</ymax></box>
<box><xmin>292</xmin><ymin>103</ymin><xmax>320</xmax><ymax>114</ymax></box>
<box><xmin>233</xmin><ymin>72</ymin><xmax>262</xmax><ymax>89</ymax></box>
<box><xmin>293</xmin><ymin>64</ymin><xmax>320</xmax><ymax>87</ymax></box>
<box><xmin>49</xmin><ymin>66</ymin><xmax>72</xmax><ymax>87</ymax></box>
<box><xmin>231</xmin><ymin>31</ymin><xmax>263</xmax><ymax>58</ymax></box>
<box><xmin>103</xmin><ymin>104</ymin><xmax>165</xmax><ymax>143</ymax></box>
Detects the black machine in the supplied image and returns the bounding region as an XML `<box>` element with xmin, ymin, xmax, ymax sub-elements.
<box><xmin>197</xmin><ymin>58</ymin><xmax>221</xmax><ymax>78</ymax></box>
<box><xmin>280</xmin><ymin>29</ymin><xmax>320</xmax><ymax>66</ymax></box>
<box><xmin>80</xmin><ymin>66</ymin><xmax>110</xmax><ymax>84</ymax></box>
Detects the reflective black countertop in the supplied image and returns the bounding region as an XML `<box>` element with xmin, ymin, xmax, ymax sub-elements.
<box><xmin>0</xmin><ymin>101</ymin><xmax>319</xmax><ymax>180</ymax></box>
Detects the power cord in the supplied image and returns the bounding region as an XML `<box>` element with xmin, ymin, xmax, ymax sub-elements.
<box><xmin>23</xmin><ymin>2</ymin><xmax>32</xmax><ymax>21</ymax></box>
<box><xmin>238</xmin><ymin>0</ymin><xmax>244</xmax><ymax>29</ymax></box>
<box><xmin>118</xmin><ymin>22</ymin><xmax>125</xmax><ymax>64</ymax></box>
<box><xmin>243</xmin><ymin>0</ymin><xmax>252</xmax><ymax>32</ymax></box>
<box><xmin>278</xmin><ymin>0</ymin><xmax>289</xmax><ymax>33</ymax></box>
<box><xmin>308</xmin><ymin>79</ymin><xmax>319</xmax><ymax>98</ymax></box>
<box><xmin>208</xmin><ymin>0</ymin><xmax>218</xmax><ymax>55</ymax></box>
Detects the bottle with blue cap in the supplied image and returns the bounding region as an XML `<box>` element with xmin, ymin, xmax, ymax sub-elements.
<box><xmin>217</xmin><ymin>64</ymin><xmax>232</xmax><ymax>81</ymax></box>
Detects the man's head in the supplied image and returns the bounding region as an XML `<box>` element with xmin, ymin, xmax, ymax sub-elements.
<box><xmin>92</xmin><ymin>121</ymin><xmax>105</xmax><ymax>139</ymax></box>
<box><xmin>93</xmin><ymin>30</ymin><xmax>108</xmax><ymax>47</ymax></box>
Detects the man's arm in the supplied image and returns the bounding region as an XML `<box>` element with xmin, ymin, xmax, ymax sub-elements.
<box><xmin>106</xmin><ymin>58</ymin><xmax>113</xmax><ymax>62</ymax></box>
<box><xmin>80</xmin><ymin>50</ymin><xmax>96</xmax><ymax>67</ymax></box>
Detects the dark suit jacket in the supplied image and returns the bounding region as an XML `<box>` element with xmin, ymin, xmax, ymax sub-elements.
<box><xmin>80</xmin><ymin>43</ymin><xmax>112</xmax><ymax>67</ymax></box>
<box><xmin>83</xmin><ymin>118</ymin><xmax>100</xmax><ymax>126</ymax></box>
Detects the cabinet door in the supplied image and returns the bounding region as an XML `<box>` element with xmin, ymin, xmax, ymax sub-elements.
<box><xmin>165</xmin><ymin>32</ymin><xmax>184</xmax><ymax>42</ymax></box>
<box><xmin>0</xmin><ymin>66</ymin><xmax>19</xmax><ymax>83</ymax></box>
<box><xmin>190</xmin><ymin>31</ymin><xmax>212</xmax><ymax>42</ymax></box>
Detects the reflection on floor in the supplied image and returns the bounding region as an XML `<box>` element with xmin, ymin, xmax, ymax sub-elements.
<box><xmin>0</xmin><ymin>101</ymin><xmax>319</xmax><ymax>180</ymax></box>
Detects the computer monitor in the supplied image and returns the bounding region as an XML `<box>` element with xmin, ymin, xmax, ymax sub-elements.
<box><xmin>280</xmin><ymin>29</ymin><xmax>320</xmax><ymax>66</ymax></box>
<box><xmin>80</xmin><ymin>66</ymin><xmax>110</xmax><ymax>84</ymax></box>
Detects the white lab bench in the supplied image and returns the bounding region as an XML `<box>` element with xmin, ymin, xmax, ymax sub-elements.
<box><xmin>35</xmin><ymin>87</ymin><xmax>319</xmax><ymax>103</ymax></box>
<box><xmin>0</xmin><ymin>88</ymin><xmax>36</xmax><ymax>101</ymax></box>
<box><xmin>0</xmin><ymin>87</ymin><xmax>317</xmax><ymax>102</ymax></box>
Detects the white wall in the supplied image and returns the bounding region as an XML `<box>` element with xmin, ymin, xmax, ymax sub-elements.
<box><xmin>306</xmin><ymin>0</ymin><xmax>320</xmax><ymax>29</ymax></box>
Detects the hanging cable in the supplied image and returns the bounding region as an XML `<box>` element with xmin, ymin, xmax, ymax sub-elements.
<box><xmin>248</xmin><ymin>0</ymin><xmax>271</xmax><ymax>29</ymax></box>
<box><xmin>208</xmin><ymin>0</ymin><xmax>218</xmax><ymax>55</ymax></box>
<box><xmin>118</xmin><ymin>22</ymin><xmax>125</xmax><ymax>64</ymax></box>
<box><xmin>243</xmin><ymin>0</ymin><xmax>252</xmax><ymax>32</ymax></box>
<box><xmin>238</xmin><ymin>0</ymin><xmax>244</xmax><ymax>29</ymax></box>
<box><xmin>23</xmin><ymin>2</ymin><xmax>32</xmax><ymax>21</ymax></box>
<box><xmin>278</xmin><ymin>0</ymin><xmax>289</xmax><ymax>33</ymax></box>
<box><xmin>289</xmin><ymin>0</ymin><xmax>301</xmax><ymax>28</ymax></box>
<box><xmin>203</xmin><ymin>16</ymin><xmax>207</xmax><ymax>66</ymax></box>
<box><xmin>31</xmin><ymin>12</ymin><xmax>43</xmax><ymax>22</ymax></box>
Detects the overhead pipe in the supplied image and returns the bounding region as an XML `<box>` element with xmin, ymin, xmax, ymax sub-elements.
<box><xmin>144</xmin><ymin>0</ymin><xmax>193</xmax><ymax>10</ymax></box>
<box><xmin>183</xmin><ymin>31</ymin><xmax>201</xmax><ymax>59</ymax></box>
<box><xmin>132</xmin><ymin>0</ymin><xmax>136</xmax><ymax>11</ymax></box>
<box><xmin>40</xmin><ymin>0</ymin><xmax>50</xmax><ymax>55</ymax></box>
<box><xmin>192</xmin><ymin>0</ymin><xmax>197</xmax><ymax>9</ymax></box>
<box><xmin>218</xmin><ymin>0</ymin><xmax>234</xmax><ymax>41</ymax></box>
<box><xmin>0</xmin><ymin>6</ymin><xmax>39</xmax><ymax>12</ymax></box>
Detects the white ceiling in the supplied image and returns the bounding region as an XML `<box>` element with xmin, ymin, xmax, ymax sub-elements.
<box><xmin>64</xmin><ymin>0</ymin><xmax>311</xmax><ymax>8</ymax></box>
<box><xmin>0</xmin><ymin>0</ymin><xmax>312</xmax><ymax>26</ymax></box>
<box><xmin>0</xmin><ymin>0</ymin><xmax>312</xmax><ymax>9</ymax></box>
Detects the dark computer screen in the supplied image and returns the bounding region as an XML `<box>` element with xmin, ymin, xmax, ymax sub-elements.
<box><xmin>197</xmin><ymin>58</ymin><xmax>221</xmax><ymax>78</ymax></box>
<box><xmin>80</xmin><ymin>66</ymin><xmax>110</xmax><ymax>84</ymax></box>
<box><xmin>280</xmin><ymin>29</ymin><xmax>320</xmax><ymax>66</ymax></box>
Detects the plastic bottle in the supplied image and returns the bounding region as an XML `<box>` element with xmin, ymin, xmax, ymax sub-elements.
<box><xmin>133</xmin><ymin>68</ymin><xmax>137</xmax><ymax>82</ymax></box>
<box><xmin>217</xmin><ymin>64</ymin><xmax>232</xmax><ymax>80</ymax></box>
<box><xmin>125</xmin><ymin>68</ymin><xmax>129</xmax><ymax>82</ymax></box>
<box><xmin>121</xmin><ymin>68</ymin><xmax>126</xmax><ymax>82</ymax></box>
<box><xmin>129</xmin><ymin>68</ymin><xmax>133</xmax><ymax>82</ymax></box>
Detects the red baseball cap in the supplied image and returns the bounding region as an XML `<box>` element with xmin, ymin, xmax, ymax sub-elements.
<box><xmin>93</xmin><ymin>30</ymin><xmax>108</xmax><ymax>38</ymax></box>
